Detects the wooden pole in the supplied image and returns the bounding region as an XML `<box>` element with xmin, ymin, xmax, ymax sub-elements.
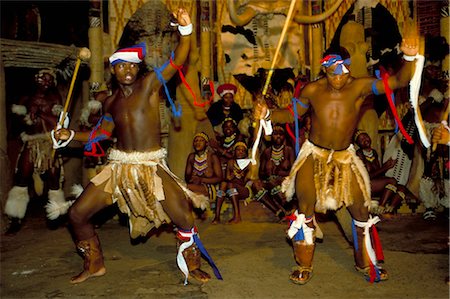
<box><xmin>262</xmin><ymin>0</ymin><xmax>297</xmax><ymax>96</ymax></box>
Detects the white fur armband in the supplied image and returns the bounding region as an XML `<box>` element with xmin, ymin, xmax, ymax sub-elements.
<box><xmin>403</xmin><ymin>54</ymin><xmax>417</xmax><ymax>62</ymax></box>
<box><xmin>11</xmin><ymin>104</ymin><xmax>27</xmax><ymax>115</ymax></box>
<box><xmin>51</xmin><ymin>129</ymin><xmax>75</xmax><ymax>149</ymax></box>
<box><xmin>52</xmin><ymin>104</ymin><xmax>63</xmax><ymax>116</ymax></box>
<box><xmin>178</xmin><ymin>23</ymin><xmax>193</xmax><ymax>36</ymax></box>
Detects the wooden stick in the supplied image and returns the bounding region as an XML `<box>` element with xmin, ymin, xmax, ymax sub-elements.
<box><xmin>58</xmin><ymin>47</ymin><xmax>91</xmax><ymax>127</ymax></box>
<box><xmin>262</xmin><ymin>0</ymin><xmax>297</xmax><ymax>96</ymax></box>
<box><xmin>51</xmin><ymin>48</ymin><xmax>90</xmax><ymax>158</ymax></box>
<box><xmin>59</xmin><ymin>58</ymin><xmax>81</xmax><ymax>126</ymax></box>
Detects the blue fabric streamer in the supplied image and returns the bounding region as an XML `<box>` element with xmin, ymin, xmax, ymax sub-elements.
<box><xmin>321</xmin><ymin>55</ymin><xmax>351</xmax><ymax>74</ymax></box>
<box><xmin>154</xmin><ymin>51</ymin><xmax>182</xmax><ymax>117</ymax></box>
<box><xmin>193</xmin><ymin>234</ymin><xmax>223</xmax><ymax>280</ymax></box>
<box><xmin>84</xmin><ymin>116</ymin><xmax>109</xmax><ymax>152</ymax></box>
<box><xmin>371</xmin><ymin>79</ymin><xmax>380</xmax><ymax>96</ymax></box>
<box><xmin>293</xmin><ymin>98</ymin><xmax>300</xmax><ymax>155</ymax></box>
<box><xmin>351</xmin><ymin>219</ymin><xmax>358</xmax><ymax>252</ymax></box>
<box><xmin>103</xmin><ymin>115</ymin><xmax>113</xmax><ymax>122</ymax></box>
<box><xmin>293</xmin><ymin>225</ymin><xmax>305</xmax><ymax>242</ymax></box>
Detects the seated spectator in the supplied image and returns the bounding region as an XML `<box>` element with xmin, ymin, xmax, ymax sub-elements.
<box><xmin>185</xmin><ymin>132</ymin><xmax>223</xmax><ymax>208</ymax></box>
<box><xmin>252</xmin><ymin>124</ymin><xmax>295</xmax><ymax>219</ymax></box>
<box><xmin>209</xmin><ymin>117</ymin><xmax>246</xmax><ymax>175</ymax></box>
<box><xmin>206</xmin><ymin>83</ymin><xmax>244</xmax><ymax>135</ymax></box>
<box><xmin>212</xmin><ymin>142</ymin><xmax>252</xmax><ymax>224</ymax></box>
<box><xmin>354</xmin><ymin>130</ymin><xmax>419</xmax><ymax>215</ymax></box>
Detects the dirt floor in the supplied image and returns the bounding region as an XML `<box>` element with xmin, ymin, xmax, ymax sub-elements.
<box><xmin>1</xmin><ymin>200</ymin><xmax>449</xmax><ymax>299</ymax></box>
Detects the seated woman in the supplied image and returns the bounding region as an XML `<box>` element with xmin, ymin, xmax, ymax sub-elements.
<box><xmin>212</xmin><ymin>141</ymin><xmax>252</xmax><ymax>224</ymax></box>
<box><xmin>185</xmin><ymin>132</ymin><xmax>223</xmax><ymax>212</ymax></box>
<box><xmin>209</xmin><ymin>117</ymin><xmax>246</xmax><ymax>176</ymax></box>
<box><xmin>355</xmin><ymin>130</ymin><xmax>419</xmax><ymax>215</ymax></box>
<box><xmin>252</xmin><ymin>124</ymin><xmax>295</xmax><ymax>219</ymax></box>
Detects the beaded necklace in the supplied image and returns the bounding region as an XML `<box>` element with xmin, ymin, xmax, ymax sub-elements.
<box><xmin>223</xmin><ymin>133</ymin><xmax>237</xmax><ymax>148</ymax></box>
<box><xmin>271</xmin><ymin>144</ymin><xmax>285</xmax><ymax>165</ymax></box>
<box><xmin>193</xmin><ymin>150</ymin><xmax>208</xmax><ymax>176</ymax></box>
<box><xmin>362</xmin><ymin>149</ymin><xmax>375</xmax><ymax>162</ymax></box>
<box><xmin>232</xmin><ymin>160</ymin><xmax>246</xmax><ymax>179</ymax></box>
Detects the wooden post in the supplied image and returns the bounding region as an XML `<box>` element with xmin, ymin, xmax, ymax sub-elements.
<box><xmin>88</xmin><ymin>0</ymin><xmax>106</xmax><ymax>93</ymax></box>
<box><xmin>0</xmin><ymin>53</ymin><xmax>12</xmax><ymax>228</ymax></box>
<box><xmin>311</xmin><ymin>0</ymin><xmax>323</xmax><ymax>80</ymax></box>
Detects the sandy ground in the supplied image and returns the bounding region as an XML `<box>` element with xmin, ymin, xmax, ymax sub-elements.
<box><xmin>1</xmin><ymin>200</ymin><xmax>449</xmax><ymax>299</ymax></box>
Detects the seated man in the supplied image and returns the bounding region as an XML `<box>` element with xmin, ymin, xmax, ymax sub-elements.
<box><xmin>354</xmin><ymin>130</ymin><xmax>419</xmax><ymax>214</ymax></box>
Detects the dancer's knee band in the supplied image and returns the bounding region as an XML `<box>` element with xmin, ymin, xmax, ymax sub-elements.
<box><xmin>254</xmin><ymin>189</ymin><xmax>268</xmax><ymax>201</ymax></box>
<box><xmin>385</xmin><ymin>183</ymin><xmax>397</xmax><ymax>192</ymax></box>
<box><xmin>227</xmin><ymin>188</ymin><xmax>238</xmax><ymax>197</ymax></box>
<box><xmin>287</xmin><ymin>211</ymin><xmax>315</xmax><ymax>245</ymax></box>
<box><xmin>397</xmin><ymin>190</ymin><xmax>405</xmax><ymax>200</ymax></box>
<box><xmin>216</xmin><ymin>189</ymin><xmax>225</xmax><ymax>198</ymax></box>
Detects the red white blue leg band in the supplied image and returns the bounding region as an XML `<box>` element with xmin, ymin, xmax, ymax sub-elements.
<box><xmin>286</xmin><ymin>210</ymin><xmax>314</xmax><ymax>244</ymax></box>
<box><xmin>352</xmin><ymin>215</ymin><xmax>385</xmax><ymax>282</ymax></box>
<box><xmin>177</xmin><ymin>227</ymin><xmax>222</xmax><ymax>285</ymax></box>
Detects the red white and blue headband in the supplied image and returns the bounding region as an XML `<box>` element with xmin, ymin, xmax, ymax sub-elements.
<box><xmin>109</xmin><ymin>42</ymin><xmax>147</xmax><ymax>66</ymax></box>
<box><xmin>320</xmin><ymin>54</ymin><xmax>351</xmax><ymax>75</ymax></box>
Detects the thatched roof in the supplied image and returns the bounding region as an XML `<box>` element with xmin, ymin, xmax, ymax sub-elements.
<box><xmin>1</xmin><ymin>38</ymin><xmax>81</xmax><ymax>69</ymax></box>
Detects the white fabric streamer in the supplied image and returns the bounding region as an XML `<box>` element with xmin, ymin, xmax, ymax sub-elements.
<box><xmin>251</xmin><ymin>117</ymin><xmax>273</xmax><ymax>165</ymax></box>
<box><xmin>353</xmin><ymin>215</ymin><xmax>381</xmax><ymax>268</ymax></box>
<box><xmin>176</xmin><ymin>229</ymin><xmax>195</xmax><ymax>285</ymax></box>
<box><xmin>409</xmin><ymin>54</ymin><xmax>430</xmax><ymax>148</ymax></box>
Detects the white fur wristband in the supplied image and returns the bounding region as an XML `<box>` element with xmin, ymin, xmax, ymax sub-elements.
<box><xmin>403</xmin><ymin>54</ymin><xmax>417</xmax><ymax>61</ymax></box>
<box><xmin>51</xmin><ymin>129</ymin><xmax>75</xmax><ymax>149</ymax></box>
<box><xmin>178</xmin><ymin>23</ymin><xmax>193</xmax><ymax>36</ymax></box>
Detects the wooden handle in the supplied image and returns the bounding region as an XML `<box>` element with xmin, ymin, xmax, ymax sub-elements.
<box><xmin>262</xmin><ymin>0</ymin><xmax>297</xmax><ymax>96</ymax></box>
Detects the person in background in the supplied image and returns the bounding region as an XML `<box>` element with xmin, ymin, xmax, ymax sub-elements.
<box><xmin>5</xmin><ymin>68</ymin><xmax>66</xmax><ymax>235</ymax></box>
<box><xmin>212</xmin><ymin>142</ymin><xmax>252</xmax><ymax>224</ymax></box>
<box><xmin>355</xmin><ymin>130</ymin><xmax>419</xmax><ymax>215</ymax></box>
<box><xmin>252</xmin><ymin>124</ymin><xmax>295</xmax><ymax>220</ymax></box>
<box><xmin>206</xmin><ymin>83</ymin><xmax>244</xmax><ymax>135</ymax></box>
<box><xmin>185</xmin><ymin>132</ymin><xmax>223</xmax><ymax>217</ymax></box>
<box><xmin>209</xmin><ymin>117</ymin><xmax>246</xmax><ymax>176</ymax></box>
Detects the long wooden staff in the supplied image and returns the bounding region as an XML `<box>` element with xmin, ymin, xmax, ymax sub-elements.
<box><xmin>249</xmin><ymin>0</ymin><xmax>297</xmax><ymax>180</ymax></box>
<box><xmin>261</xmin><ymin>0</ymin><xmax>297</xmax><ymax>96</ymax></box>
<box><xmin>51</xmin><ymin>47</ymin><xmax>91</xmax><ymax>158</ymax></box>
<box><xmin>59</xmin><ymin>47</ymin><xmax>91</xmax><ymax>127</ymax></box>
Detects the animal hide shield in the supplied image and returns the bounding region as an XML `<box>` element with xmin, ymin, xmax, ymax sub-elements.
<box><xmin>220</xmin><ymin>13</ymin><xmax>301</xmax><ymax>76</ymax></box>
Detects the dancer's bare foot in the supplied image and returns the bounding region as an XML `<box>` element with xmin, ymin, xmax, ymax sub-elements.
<box><xmin>211</xmin><ymin>218</ymin><xmax>220</xmax><ymax>224</ymax></box>
<box><xmin>189</xmin><ymin>268</ymin><xmax>211</xmax><ymax>283</ymax></box>
<box><xmin>70</xmin><ymin>267</ymin><xmax>106</xmax><ymax>284</ymax></box>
